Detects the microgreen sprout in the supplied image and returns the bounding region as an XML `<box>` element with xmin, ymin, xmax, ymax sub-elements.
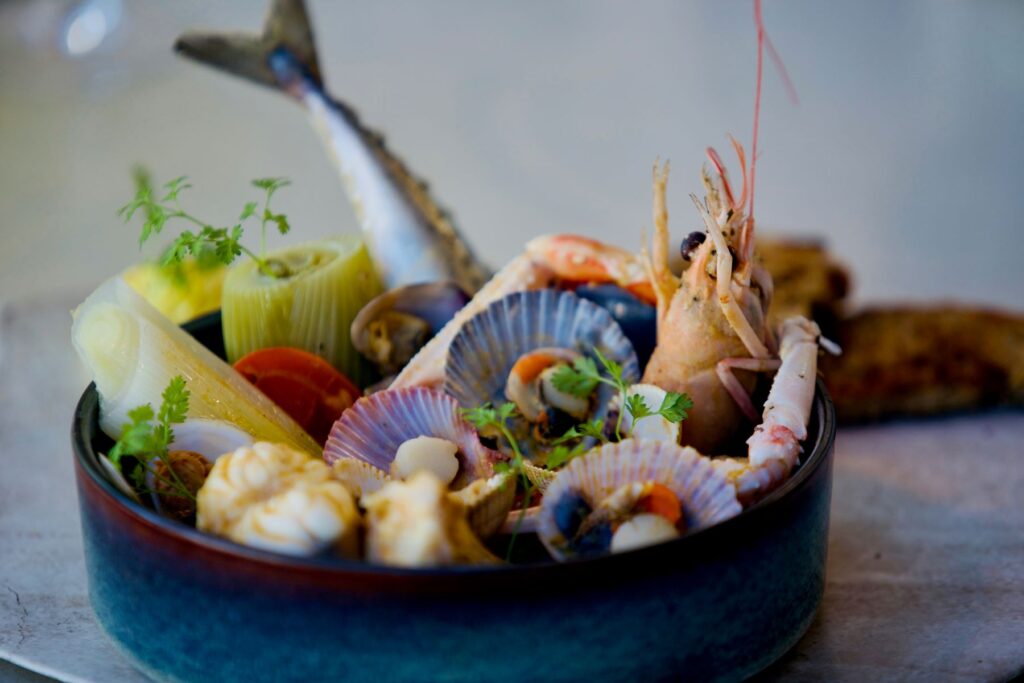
<box><xmin>119</xmin><ymin>172</ymin><xmax>292</xmax><ymax>279</ymax></box>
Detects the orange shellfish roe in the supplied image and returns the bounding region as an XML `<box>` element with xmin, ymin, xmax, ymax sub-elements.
<box><xmin>635</xmin><ymin>483</ymin><xmax>683</xmax><ymax>528</ymax></box>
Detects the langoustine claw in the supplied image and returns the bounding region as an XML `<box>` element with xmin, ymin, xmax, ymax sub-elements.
<box><xmin>713</xmin><ymin>316</ymin><xmax>832</xmax><ymax>505</ymax></box>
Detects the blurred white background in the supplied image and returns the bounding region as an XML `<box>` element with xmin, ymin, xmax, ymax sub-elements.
<box><xmin>1</xmin><ymin>0</ymin><xmax>1022</xmax><ymax>308</ymax></box>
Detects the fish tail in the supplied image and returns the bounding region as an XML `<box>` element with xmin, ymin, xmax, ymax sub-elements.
<box><xmin>174</xmin><ymin>0</ymin><xmax>321</xmax><ymax>95</ymax></box>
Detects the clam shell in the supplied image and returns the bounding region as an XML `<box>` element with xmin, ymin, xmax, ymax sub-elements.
<box><xmin>98</xmin><ymin>453</ymin><xmax>141</xmax><ymax>503</ymax></box>
<box><xmin>168</xmin><ymin>419</ymin><xmax>254</xmax><ymax>463</ymax></box>
<box><xmin>449</xmin><ymin>471</ymin><xmax>516</xmax><ymax>539</ymax></box>
<box><xmin>537</xmin><ymin>439</ymin><xmax>742</xmax><ymax>561</ymax></box>
<box><xmin>351</xmin><ymin>282</ymin><xmax>469</xmax><ymax>374</ymax></box>
<box><xmin>323</xmin><ymin>387</ymin><xmax>502</xmax><ymax>489</ymax></box>
<box><xmin>444</xmin><ymin>289</ymin><xmax>639</xmax><ymax>459</ymax></box>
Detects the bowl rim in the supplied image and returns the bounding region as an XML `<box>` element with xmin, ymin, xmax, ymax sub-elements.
<box><xmin>72</xmin><ymin>371</ymin><xmax>835</xmax><ymax>577</ymax></box>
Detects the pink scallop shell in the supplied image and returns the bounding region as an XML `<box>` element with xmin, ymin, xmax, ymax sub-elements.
<box><xmin>537</xmin><ymin>439</ymin><xmax>742</xmax><ymax>561</ymax></box>
<box><xmin>323</xmin><ymin>387</ymin><xmax>503</xmax><ymax>489</ymax></box>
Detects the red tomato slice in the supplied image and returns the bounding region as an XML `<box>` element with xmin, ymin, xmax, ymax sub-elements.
<box><xmin>233</xmin><ymin>347</ymin><xmax>361</xmax><ymax>446</ymax></box>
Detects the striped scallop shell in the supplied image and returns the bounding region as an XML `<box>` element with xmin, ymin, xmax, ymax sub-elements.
<box><xmin>323</xmin><ymin>387</ymin><xmax>503</xmax><ymax>490</ymax></box>
<box><xmin>444</xmin><ymin>289</ymin><xmax>639</xmax><ymax>459</ymax></box>
<box><xmin>537</xmin><ymin>439</ymin><xmax>742</xmax><ymax>561</ymax></box>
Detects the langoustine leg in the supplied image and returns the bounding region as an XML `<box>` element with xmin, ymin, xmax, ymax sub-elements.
<box><xmin>712</xmin><ymin>316</ymin><xmax>829</xmax><ymax>506</ymax></box>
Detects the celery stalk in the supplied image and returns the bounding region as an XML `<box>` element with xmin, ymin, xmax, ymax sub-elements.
<box><xmin>221</xmin><ymin>236</ymin><xmax>383</xmax><ymax>386</ymax></box>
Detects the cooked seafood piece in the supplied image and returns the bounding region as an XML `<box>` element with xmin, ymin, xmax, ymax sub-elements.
<box><xmin>363</xmin><ymin>471</ymin><xmax>501</xmax><ymax>567</ymax></box>
<box><xmin>197</xmin><ymin>442</ymin><xmax>360</xmax><ymax>557</ymax></box>
<box><xmin>323</xmin><ymin>387</ymin><xmax>502</xmax><ymax>487</ymax></box>
<box><xmin>821</xmin><ymin>306</ymin><xmax>1024</xmax><ymax>422</ymax></box>
<box><xmin>351</xmin><ymin>282</ymin><xmax>469</xmax><ymax>375</ymax></box>
<box><xmin>323</xmin><ymin>387</ymin><xmax>514</xmax><ymax>538</ymax></box>
<box><xmin>145</xmin><ymin>450</ymin><xmax>214</xmax><ymax>524</ymax></box>
<box><xmin>537</xmin><ymin>439</ymin><xmax>741</xmax><ymax>561</ymax></box>
<box><xmin>175</xmin><ymin>0</ymin><xmax>489</xmax><ymax>294</ymax></box>
<box><xmin>444</xmin><ymin>289</ymin><xmax>639</xmax><ymax>459</ymax></box>
<box><xmin>643</xmin><ymin>155</ymin><xmax>775</xmax><ymax>454</ymax></box>
<box><xmin>711</xmin><ymin>316</ymin><xmax>827</xmax><ymax>505</ymax></box>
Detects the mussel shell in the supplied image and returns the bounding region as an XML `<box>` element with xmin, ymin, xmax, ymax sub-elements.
<box><xmin>323</xmin><ymin>387</ymin><xmax>502</xmax><ymax>489</ymax></box>
<box><xmin>574</xmin><ymin>284</ymin><xmax>656</xmax><ymax>369</ymax></box>
<box><xmin>444</xmin><ymin>289</ymin><xmax>639</xmax><ymax>459</ymax></box>
<box><xmin>351</xmin><ymin>282</ymin><xmax>469</xmax><ymax>372</ymax></box>
<box><xmin>537</xmin><ymin>439</ymin><xmax>741</xmax><ymax>561</ymax></box>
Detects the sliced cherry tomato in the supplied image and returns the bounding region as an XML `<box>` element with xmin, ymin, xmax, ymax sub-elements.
<box><xmin>635</xmin><ymin>483</ymin><xmax>682</xmax><ymax>526</ymax></box>
<box><xmin>233</xmin><ymin>347</ymin><xmax>361</xmax><ymax>446</ymax></box>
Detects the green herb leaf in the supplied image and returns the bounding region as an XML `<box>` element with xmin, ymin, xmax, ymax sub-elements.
<box><xmin>251</xmin><ymin>177</ymin><xmax>291</xmax><ymax>194</ymax></box>
<box><xmin>120</xmin><ymin>171</ymin><xmax>292</xmax><ymax>277</ymax></box>
<box><xmin>626</xmin><ymin>393</ymin><xmax>653</xmax><ymax>421</ymax></box>
<box><xmin>550</xmin><ymin>356</ymin><xmax>602</xmax><ymax>398</ymax></box>
<box><xmin>657</xmin><ymin>391</ymin><xmax>693</xmax><ymax>423</ymax></box>
<box><xmin>106</xmin><ymin>376</ymin><xmax>194</xmax><ymax>502</ymax></box>
<box><xmin>239</xmin><ymin>201</ymin><xmax>258</xmax><ymax>221</ymax></box>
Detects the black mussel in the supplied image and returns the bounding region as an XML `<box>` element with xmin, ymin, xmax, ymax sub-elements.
<box><xmin>351</xmin><ymin>281</ymin><xmax>469</xmax><ymax>375</ymax></box>
<box><xmin>575</xmin><ymin>284</ymin><xmax>656</xmax><ymax>369</ymax></box>
<box><xmin>553</xmin><ymin>491</ymin><xmax>592</xmax><ymax>540</ymax></box>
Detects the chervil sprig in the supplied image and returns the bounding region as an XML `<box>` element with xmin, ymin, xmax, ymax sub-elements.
<box><xmin>552</xmin><ymin>349</ymin><xmax>693</xmax><ymax>439</ymax></box>
<box><xmin>108</xmin><ymin>375</ymin><xmax>195</xmax><ymax>503</ymax></box>
<box><xmin>118</xmin><ymin>173</ymin><xmax>292</xmax><ymax>278</ymax></box>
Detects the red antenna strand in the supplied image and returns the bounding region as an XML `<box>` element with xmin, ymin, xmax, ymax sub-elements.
<box><xmin>748</xmin><ymin>0</ymin><xmax>797</xmax><ymax>224</ymax></box>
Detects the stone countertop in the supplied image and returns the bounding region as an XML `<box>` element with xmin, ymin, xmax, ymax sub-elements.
<box><xmin>1</xmin><ymin>295</ymin><xmax>1022</xmax><ymax>683</ymax></box>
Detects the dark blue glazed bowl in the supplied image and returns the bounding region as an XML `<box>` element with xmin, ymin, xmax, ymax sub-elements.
<box><xmin>72</xmin><ymin>312</ymin><xmax>835</xmax><ymax>683</ymax></box>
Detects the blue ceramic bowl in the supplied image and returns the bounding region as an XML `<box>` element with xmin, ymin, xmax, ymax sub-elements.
<box><xmin>72</xmin><ymin>312</ymin><xmax>835</xmax><ymax>683</ymax></box>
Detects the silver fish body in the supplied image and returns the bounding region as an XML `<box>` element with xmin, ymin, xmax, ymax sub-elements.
<box><xmin>175</xmin><ymin>0</ymin><xmax>489</xmax><ymax>293</ymax></box>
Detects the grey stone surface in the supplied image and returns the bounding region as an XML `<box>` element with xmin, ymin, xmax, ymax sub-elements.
<box><xmin>2</xmin><ymin>297</ymin><xmax>1023</xmax><ymax>682</ymax></box>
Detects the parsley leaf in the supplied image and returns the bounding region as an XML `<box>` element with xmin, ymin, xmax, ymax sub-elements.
<box><xmin>106</xmin><ymin>376</ymin><xmax>195</xmax><ymax>502</ymax></box>
<box><xmin>657</xmin><ymin>392</ymin><xmax>693</xmax><ymax>423</ymax></box>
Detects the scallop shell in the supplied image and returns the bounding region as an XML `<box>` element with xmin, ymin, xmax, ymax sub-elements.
<box><xmin>323</xmin><ymin>387</ymin><xmax>503</xmax><ymax>489</ymax></box>
<box><xmin>444</xmin><ymin>289</ymin><xmax>639</xmax><ymax>459</ymax></box>
<box><xmin>331</xmin><ymin>458</ymin><xmax>392</xmax><ymax>499</ymax></box>
<box><xmin>522</xmin><ymin>461</ymin><xmax>557</xmax><ymax>491</ymax></box>
<box><xmin>537</xmin><ymin>439</ymin><xmax>742</xmax><ymax>561</ymax></box>
<box><xmin>450</xmin><ymin>471</ymin><xmax>516</xmax><ymax>539</ymax></box>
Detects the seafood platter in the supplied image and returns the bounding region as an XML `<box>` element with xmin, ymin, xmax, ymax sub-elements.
<box><xmin>70</xmin><ymin>1</ymin><xmax>837</xmax><ymax>681</ymax></box>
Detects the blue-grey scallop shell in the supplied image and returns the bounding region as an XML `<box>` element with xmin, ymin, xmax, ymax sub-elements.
<box><xmin>537</xmin><ymin>439</ymin><xmax>742</xmax><ymax>561</ymax></box>
<box><xmin>444</xmin><ymin>289</ymin><xmax>639</xmax><ymax>459</ymax></box>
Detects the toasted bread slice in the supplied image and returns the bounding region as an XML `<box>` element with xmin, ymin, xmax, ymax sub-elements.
<box><xmin>821</xmin><ymin>307</ymin><xmax>1024</xmax><ymax>422</ymax></box>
